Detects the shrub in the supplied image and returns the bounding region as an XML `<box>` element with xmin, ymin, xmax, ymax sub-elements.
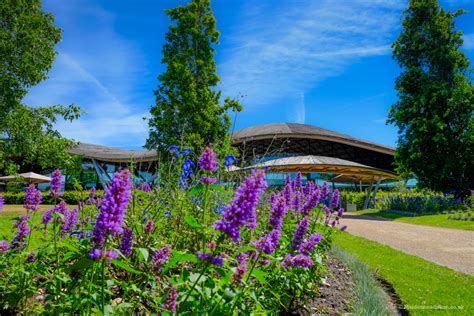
<box><xmin>378</xmin><ymin>193</ymin><xmax>468</xmax><ymax>214</ymax></box>
<box><xmin>1</xmin><ymin>190</ymin><xmax>104</xmax><ymax>205</ymax></box>
<box><xmin>0</xmin><ymin>147</ymin><xmax>345</xmax><ymax>314</ymax></box>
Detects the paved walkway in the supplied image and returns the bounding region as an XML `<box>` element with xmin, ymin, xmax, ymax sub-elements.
<box><xmin>341</xmin><ymin>213</ymin><xmax>474</xmax><ymax>275</ymax></box>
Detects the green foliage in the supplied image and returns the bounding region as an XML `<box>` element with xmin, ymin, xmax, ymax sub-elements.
<box><xmin>146</xmin><ymin>0</ymin><xmax>243</xmax><ymax>157</ymax></box>
<box><xmin>1</xmin><ymin>190</ymin><xmax>103</xmax><ymax>205</ymax></box>
<box><xmin>389</xmin><ymin>0</ymin><xmax>474</xmax><ymax>197</ymax></box>
<box><xmin>0</xmin><ymin>0</ymin><xmax>81</xmax><ymax>174</ymax></box>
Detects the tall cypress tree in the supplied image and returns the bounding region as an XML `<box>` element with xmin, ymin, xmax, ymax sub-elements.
<box><xmin>147</xmin><ymin>0</ymin><xmax>242</xmax><ymax>155</ymax></box>
<box><xmin>389</xmin><ymin>0</ymin><xmax>473</xmax><ymax>196</ymax></box>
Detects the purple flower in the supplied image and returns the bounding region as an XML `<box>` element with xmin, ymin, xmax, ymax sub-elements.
<box><xmin>0</xmin><ymin>195</ymin><xmax>4</xmax><ymax>212</ymax></box>
<box><xmin>299</xmin><ymin>233</ymin><xmax>323</xmax><ymax>255</ymax></box>
<box><xmin>200</xmin><ymin>177</ymin><xmax>217</xmax><ymax>185</ymax></box>
<box><xmin>162</xmin><ymin>287</ymin><xmax>177</xmax><ymax>312</ymax></box>
<box><xmin>269</xmin><ymin>193</ymin><xmax>287</xmax><ymax>229</ymax></box>
<box><xmin>119</xmin><ymin>228</ymin><xmax>133</xmax><ymax>256</ymax></box>
<box><xmin>292</xmin><ymin>192</ymin><xmax>302</xmax><ymax>213</ymax></box>
<box><xmin>197</xmin><ymin>251</ymin><xmax>223</xmax><ymax>266</ymax></box>
<box><xmin>253</xmin><ymin>228</ymin><xmax>281</xmax><ymax>255</ymax></box>
<box><xmin>291</xmin><ymin>216</ymin><xmax>310</xmax><ymax>249</ymax></box>
<box><xmin>214</xmin><ymin>169</ymin><xmax>267</xmax><ymax>241</ymax></box>
<box><xmin>293</xmin><ymin>172</ymin><xmax>303</xmax><ymax>192</ymax></box>
<box><xmin>145</xmin><ymin>220</ymin><xmax>154</xmax><ymax>234</ymax></box>
<box><xmin>0</xmin><ymin>241</ymin><xmax>8</xmax><ymax>253</ymax></box>
<box><xmin>337</xmin><ymin>208</ymin><xmax>344</xmax><ymax>218</ymax></box>
<box><xmin>61</xmin><ymin>207</ymin><xmax>79</xmax><ymax>236</ymax></box>
<box><xmin>152</xmin><ymin>245</ymin><xmax>172</xmax><ymax>266</ymax></box>
<box><xmin>104</xmin><ymin>249</ymin><xmax>118</xmax><ymax>262</ymax></box>
<box><xmin>138</xmin><ymin>182</ymin><xmax>151</xmax><ymax>192</ymax></box>
<box><xmin>232</xmin><ymin>256</ymin><xmax>247</xmax><ymax>285</ymax></box>
<box><xmin>304</xmin><ymin>181</ymin><xmax>315</xmax><ymax>196</ymax></box>
<box><xmin>321</xmin><ymin>182</ymin><xmax>329</xmax><ymax>200</ymax></box>
<box><xmin>24</xmin><ymin>184</ymin><xmax>42</xmax><ymax>211</ymax></box>
<box><xmin>26</xmin><ymin>253</ymin><xmax>36</xmax><ymax>263</ymax></box>
<box><xmin>92</xmin><ymin>169</ymin><xmax>132</xmax><ymax>247</ymax></box>
<box><xmin>340</xmin><ymin>225</ymin><xmax>348</xmax><ymax>231</ymax></box>
<box><xmin>225</xmin><ymin>155</ymin><xmax>237</xmax><ymax>167</ymax></box>
<box><xmin>331</xmin><ymin>189</ymin><xmax>340</xmax><ymax>208</ymax></box>
<box><xmin>87</xmin><ymin>187</ymin><xmax>101</xmax><ymax>205</ymax></box>
<box><xmin>11</xmin><ymin>214</ymin><xmax>31</xmax><ymax>249</ymax></box>
<box><xmin>301</xmin><ymin>188</ymin><xmax>320</xmax><ymax>215</ymax></box>
<box><xmin>89</xmin><ymin>249</ymin><xmax>102</xmax><ymax>260</ymax></box>
<box><xmin>282</xmin><ymin>253</ymin><xmax>313</xmax><ymax>269</ymax></box>
<box><xmin>198</xmin><ymin>147</ymin><xmax>218</xmax><ymax>172</ymax></box>
<box><xmin>283</xmin><ymin>175</ymin><xmax>293</xmax><ymax>208</ymax></box>
<box><xmin>50</xmin><ymin>169</ymin><xmax>63</xmax><ymax>198</ymax></box>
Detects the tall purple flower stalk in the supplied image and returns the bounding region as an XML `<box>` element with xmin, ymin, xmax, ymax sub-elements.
<box><xmin>92</xmin><ymin>169</ymin><xmax>132</xmax><ymax>247</ymax></box>
<box><xmin>119</xmin><ymin>228</ymin><xmax>133</xmax><ymax>256</ymax></box>
<box><xmin>198</xmin><ymin>147</ymin><xmax>218</xmax><ymax>172</ymax></box>
<box><xmin>214</xmin><ymin>169</ymin><xmax>267</xmax><ymax>241</ymax></box>
<box><xmin>299</xmin><ymin>233</ymin><xmax>323</xmax><ymax>255</ymax></box>
<box><xmin>293</xmin><ymin>172</ymin><xmax>303</xmax><ymax>192</ymax></box>
<box><xmin>232</xmin><ymin>256</ymin><xmax>248</xmax><ymax>285</ymax></box>
<box><xmin>162</xmin><ymin>287</ymin><xmax>177</xmax><ymax>313</ymax></box>
<box><xmin>253</xmin><ymin>228</ymin><xmax>281</xmax><ymax>255</ymax></box>
<box><xmin>24</xmin><ymin>184</ymin><xmax>42</xmax><ymax>211</ymax></box>
<box><xmin>50</xmin><ymin>169</ymin><xmax>63</xmax><ymax>198</ymax></box>
<box><xmin>269</xmin><ymin>193</ymin><xmax>287</xmax><ymax>229</ymax></box>
<box><xmin>331</xmin><ymin>189</ymin><xmax>340</xmax><ymax>208</ymax></box>
<box><xmin>197</xmin><ymin>251</ymin><xmax>223</xmax><ymax>266</ymax></box>
<box><xmin>152</xmin><ymin>245</ymin><xmax>172</xmax><ymax>266</ymax></box>
<box><xmin>0</xmin><ymin>195</ymin><xmax>4</xmax><ymax>212</ymax></box>
<box><xmin>283</xmin><ymin>175</ymin><xmax>293</xmax><ymax>208</ymax></box>
<box><xmin>11</xmin><ymin>214</ymin><xmax>31</xmax><ymax>249</ymax></box>
<box><xmin>301</xmin><ymin>187</ymin><xmax>320</xmax><ymax>215</ymax></box>
<box><xmin>291</xmin><ymin>216</ymin><xmax>310</xmax><ymax>249</ymax></box>
<box><xmin>61</xmin><ymin>208</ymin><xmax>79</xmax><ymax>236</ymax></box>
<box><xmin>320</xmin><ymin>182</ymin><xmax>329</xmax><ymax>200</ymax></box>
<box><xmin>282</xmin><ymin>253</ymin><xmax>313</xmax><ymax>269</ymax></box>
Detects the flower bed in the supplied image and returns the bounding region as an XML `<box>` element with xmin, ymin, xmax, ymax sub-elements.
<box><xmin>0</xmin><ymin>147</ymin><xmax>345</xmax><ymax>314</ymax></box>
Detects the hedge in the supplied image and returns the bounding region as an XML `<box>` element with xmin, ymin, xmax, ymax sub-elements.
<box><xmin>0</xmin><ymin>190</ymin><xmax>104</xmax><ymax>205</ymax></box>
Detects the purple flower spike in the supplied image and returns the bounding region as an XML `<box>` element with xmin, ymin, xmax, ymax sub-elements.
<box><xmin>24</xmin><ymin>184</ymin><xmax>42</xmax><ymax>211</ymax></box>
<box><xmin>0</xmin><ymin>241</ymin><xmax>8</xmax><ymax>253</ymax></box>
<box><xmin>162</xmin><ymin>287</ymin><xmax>177</xmax><ymax>312</ymax></box>
<box><xmin>50</xmin><ymin>169</ymin><xmax>63</xmax><ymax>198</ymax></box>
<box><xmin>152</xmin><ymin>245</ymin><xmax>172</xmax><ymax>266</ymax></box>
<box><xmin>200</xmin><ymin>177</ymin><xmax>217</xmax><ymax>185</ymax></box>
<box><xmin>331</xmin><ymin>189</ymin><xmax>340</xmax><ymax>208</ymax></box>
<box><xmin>92</xmin><ymin>169</ymin><xmax>132</xmax><ymax>247</ymax></box>
<box><xmin>138</xmin><ymin>182</ymin><xmax>151</xmax><ymax>192</ymax></box>
<box><xmin>253</xmin><ymin>228</ymin><xmax>281</xmax><ymax>255</ymax></box>
<box><xmin>269</xmin><ymin>193</ymin><xmax>287</xmax><ymax>229</ymax></box>
<box><xmin>293</xmin><ymin>172</ymin><xmax>303</xmax><ymax>192</ymax></box>
<box><xmin>321</xmin><ymin>182</ymin><xmax>329</xmax><ymax>200</ymax></box>
<box><xmin>145</xmin><ymin>220</ymin><xmax>154</xmax><ymax>234</ymax></box>
<box><xmin>232</xmin><ymin>256</ymin><xmax>248</xmax><ymax>285</ymax></box>
<box><xmin>340</xmin><ymin>225</ymin><xmax>348</xmax><ymax>231</ymax></box>
<box><xmin>282</xmin><ymin>253</ymin><xmax>313</xmax><ymax>269</ymax></box>
<box><xmin>197</xmin><ymin>251</ymin><xmax>223</xmax><ymax>266</ymax></box>
<box><xmin>214</xmin><ymin>169</ymin><xmax>267</xmax><ymax>241</ymax></box>
<box><xmin>119</xmin><ymin>228</ymin><xmax>133</xmax><ymax>256</ymax></box>
<box><xmin>89</xmin><ymin>249</ymin><xmax>102</xmax><ymax>260</ymax></box>
<box><xmin>0</xmin><ymin>195</ymin><xmax>4</xmax><ymax>212</ymax></box>
<box><xmin>291</xmin><ymin>216</ymin><xmax>310</xmax><ymax>249</ymax></box>
<box><xmin>299</xmin><ymin>233</ymin><xmax>323</xmax><ymax>255</ymax></box>
<box><xmin>26</xmin><ymin>253</ymin><xmax>36</xmax><ymax>263</ymax></box>
<box><xmin>283</xmin><ymin>175</ymin><xmax>293</xmax><ymax>208</ymax></box>
<box><xmin>11</xmin><ymin>214</ymin><xmax>31</xmax><ymax>249</ymax></box>
<box><xmin>301</xmin><ymin>188</ymin><xmax>320</xmax><ymax>215</ymax></box>
<box><xmin>198</xmin><ymin>147</ymin><xmax>219</xmax><ymax>172</ymax></box>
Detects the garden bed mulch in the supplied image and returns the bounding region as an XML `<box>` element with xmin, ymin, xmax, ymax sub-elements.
<box><xmin>293</xmin><ymin>254</ymin><xmax>354</xmax><ymax>315</ymax></box>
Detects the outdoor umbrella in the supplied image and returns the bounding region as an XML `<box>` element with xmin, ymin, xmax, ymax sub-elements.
<box><xmin>0</xmin><ymin>172</ymin><xmax>52</xmax><ymax>184</ymax></box>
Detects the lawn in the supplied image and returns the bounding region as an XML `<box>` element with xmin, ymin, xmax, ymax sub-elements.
<box><xmin>334</xmin><ymin>232</ymin><xmax>474</xmax><ymax>315</ymax></box>
<box><xmin>352</xmin><ymin>209</ymin><xmax>474</xmax><ymax>231</ymax></box>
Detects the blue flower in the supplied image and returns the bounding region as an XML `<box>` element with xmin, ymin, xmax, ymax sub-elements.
<box><xmin>164</xmin><ymin>211</ymin><xmax>172</xmax><ymax>216</ymax></box>
<box><xmin>168</xmin><ymin>145</ymin><xmax>180</xmax><ymax>158</ymax></box>
<box><xmin>181</xmin><ymin>148</ymin><xmax>194</xmax><ymax>157</ymax></box>
<box><xmin>225</xmin><ymin>155</ymin><xmax>237</xmax><ymax>167</ymax></box>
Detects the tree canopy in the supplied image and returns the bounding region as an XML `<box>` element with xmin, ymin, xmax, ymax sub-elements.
<box><xmin>0</xmin><ymin>0</ymin><xmax>81</xmax><ymax>174</ymax></box>
<box><xmin>146</xmin><ymin>0</ymin><xmax>242</xmax><ymax>157</ymax></box>
<box><xmin>389</xmin><ymin>0</ymin><xmax>473</xmax><ymax>196</ymax></box>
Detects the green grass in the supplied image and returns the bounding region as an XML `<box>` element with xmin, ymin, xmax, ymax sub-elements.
<box><xmin>0</xmin><ymin>205</ymin><xmax>74</xmax><ymax>249</ymax></box>
<box><xmin>334</xmin><ymin>232</ymin><xmax>474</xmax><ymax>315</ymax></box>
<box><xmin>352</xmin><ymin>209</ymin><xmax>474</xmax><ymax>231</ymax></box>
<box><xmin>332</xmin><ymin>246</ymin><xmax>392</xmax><ymax>315</ymax></box>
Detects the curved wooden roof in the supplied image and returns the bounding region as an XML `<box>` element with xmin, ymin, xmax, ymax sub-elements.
<box><xmin>68</xmin><ymin>143</ymin><xmax>157</xmax><ymax>163</ymax></box>
<box><xmin>232</xmin><ymin>123</ymin><xmax>394</xmax><ymax>154</ymax></box>
<box><xmin>231</xmin><ymin>123</ymin><xmax>395</xmax><ymax>172</ymax></box>
<box><xmin>245</xmin><ymin>155</ymin><xmax>398</xmax><ymax>181</ymax></box>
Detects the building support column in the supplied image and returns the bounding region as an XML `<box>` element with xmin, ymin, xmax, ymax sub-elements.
<box><xmin>368</xmin><ymin>176</ymin><xmax>382</xmax><ymax>209</ymax></box>
<box><xmin>363</xmin><ymin>180</ymin><xmax>374</xmax><ymax>209</ymax></box>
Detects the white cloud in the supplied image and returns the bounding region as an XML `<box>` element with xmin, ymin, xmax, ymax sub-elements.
<box><xmin>290</xmin><ymin>92</ymin><xmax>306</xmax><ymax>124</ymax></box>
<box><xmin>219</xmin><ymin>0</ymin><xmax>403</xmax><ymax>109</ymax></box>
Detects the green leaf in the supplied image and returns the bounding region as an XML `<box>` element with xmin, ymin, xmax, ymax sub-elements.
<box><xmin>136</xmin><ymin>248</ymin><xmax>149</xmax><ymax>263</ymax></box>
<box><xmin>112</xmin><ymin>260</ymin><xmax>141</xmax><ymax>274</ymax></box>
<box><xmin>66</xmin><ymin>257</ymin><xmax>94</xmax><ymax>273</ymax></box>
<box><xmin>184</xmin><ymin>215</ymin><xmax>203</xmax><ymax>229</ymax></box>
<box><xmin>162</xmin><ymin>251</ymin><xmax>199</xmax><ymax>274</ymax></box>
<box><xmin>251</xmin><ymin>269</ymin><xmax>267</xmax><ymax>284</ymax></box>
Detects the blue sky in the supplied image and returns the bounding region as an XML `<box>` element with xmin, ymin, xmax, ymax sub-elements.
<box><xmin>24</xmin><ymin>0</ymin><xmax>474</xmax><ymax>149</ymax></box>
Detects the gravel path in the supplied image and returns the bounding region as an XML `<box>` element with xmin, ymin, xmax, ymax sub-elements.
<box><xmin>341</xmin><ymin>213</ymin><xmax>474</xmax><ymax>275</ymax></box>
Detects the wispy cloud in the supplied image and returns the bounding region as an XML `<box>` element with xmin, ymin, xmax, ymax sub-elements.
<box><xmin>219</xmin><ymin>0</ymin><xmax>403</xmax><ymax>109</ymax></box>
<box><xmin>290</xmin><ymin>92</ymin><xmax>306</xmax><ymax>124</ymax></box>
<box><xmin>23</xmin><ymin>0</ymin><xmax>151</xmax><ymax>149</ymax></box>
